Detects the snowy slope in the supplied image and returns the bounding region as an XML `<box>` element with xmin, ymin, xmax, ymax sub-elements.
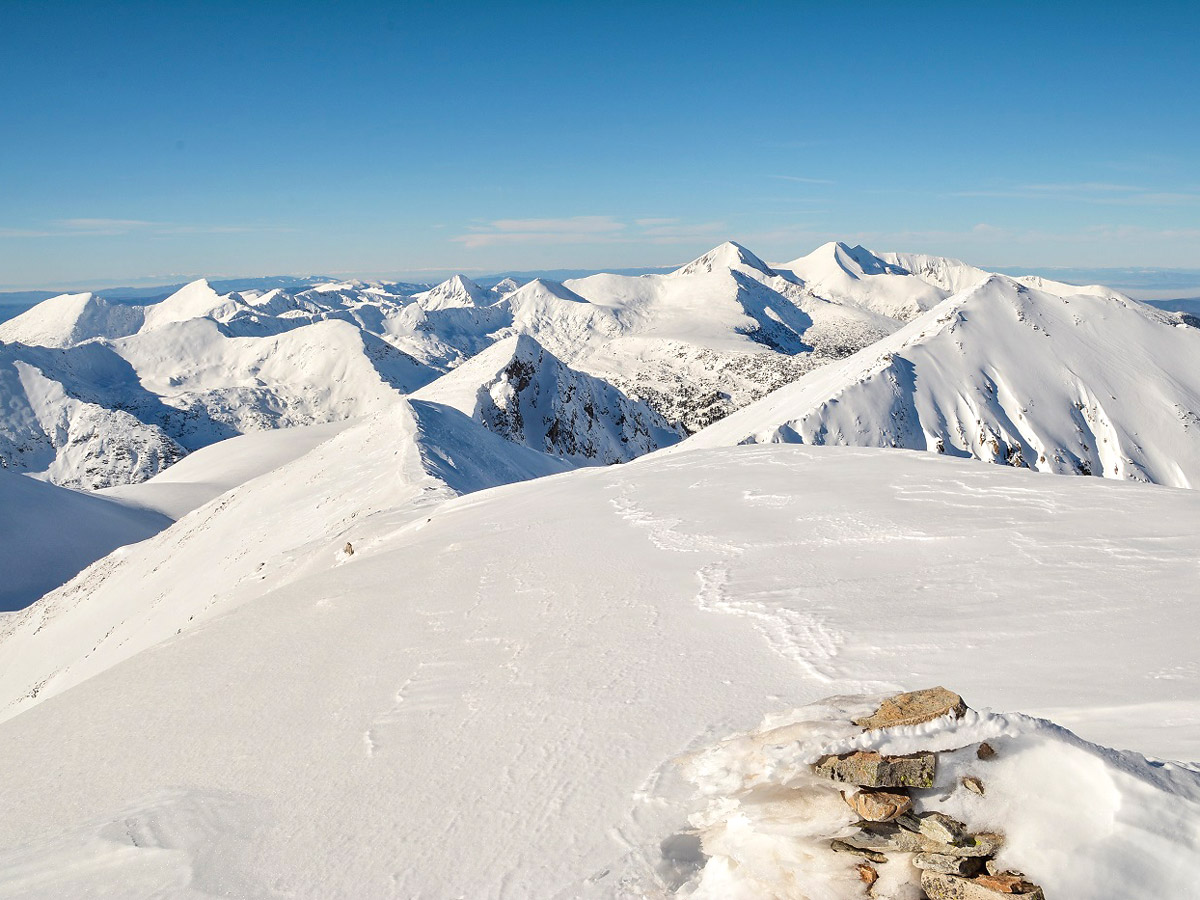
<box><xmin>683</xmin><ymin>274</ymin><xmax>1200</xmax><ymax>487</ymax></box>
<box><xmin>414</xmin><ymin>333</ymin><xmax>679</xmax><ymax>464</ymax></box>
<box><xmin>0</xmin><ymin>471</ymin><xmax>168</xmax><ymax>611</ymax></box>
<box><xmin>0</xmin><ymin>397</ymin><xmax>570</xmax><ymax>715</ymax></box>
<box><xmin>99</xmin><ymin>419</ymin><xmax>357</xmax><ymax>519</ymax></box>
<box><xmin>0</xmin><ymin>445</ymin><xmax>1196</xmax><ymax>897</ymax></box>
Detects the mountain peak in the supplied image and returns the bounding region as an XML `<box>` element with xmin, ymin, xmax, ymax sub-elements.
<box><xmin>673</xmin><ymin>241</ymin><xmax>774</xmax><ymax>277</ymax></box>
<box><xmin>418</xmin><ymin>274</ymin><xmax>490</xmax><ymax>310</ymax></box>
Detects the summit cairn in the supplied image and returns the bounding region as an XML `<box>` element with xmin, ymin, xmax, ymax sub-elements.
<box><xmin>811</xmin><ymin>688</ymin><xmax>1045</xmax><ymax>899</ymax></box>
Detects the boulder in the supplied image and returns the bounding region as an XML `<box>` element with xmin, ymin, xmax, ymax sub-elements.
<box><xmin>977</xmin><ymin>742</ymin><xmax>997</xmax><ymax>760</ymax></box>
<box><xmin>922</xmin><ymin>872</ymin><xmax>1045</xmax><ymax>899</ymax></box>
<box><xmin>813</xmin><ymin>750</ymin><xmax>936</xmax><ymax>788</ymax></box>
<box><xmin>844</xmin><ymin>788</ymin><xmax>913</xmax><ymax>822</ymax></box>
<box><xmin>853</xmin><ymin>687</ymin><xmax>968</xmax><ymax>730</ymax></box>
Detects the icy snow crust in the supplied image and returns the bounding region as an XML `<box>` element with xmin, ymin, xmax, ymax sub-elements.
<box><xmin>0</xmin><ymin>445</ymin><xmax>1197</xmax><ymax>897</ymax></box>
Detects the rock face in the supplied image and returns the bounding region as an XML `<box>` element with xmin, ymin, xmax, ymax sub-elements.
<box><xmin>813</xmin><ymin>750</ymin><xmax>936</xmax><ymax>788</ymax></box>
<box><xmin>854</xmin><ymin>686</ymin><xmax>968</xmax><ymax>730</ymax></box>
<box><xmin>844</xmin><ymin>788</ymin><xmax>913</xmax><ymax>822</ymax></box>
<box><xmin>923</xmin><ymin>870</ymin><xmax>1046</xmax><ymax>899</ymax></box>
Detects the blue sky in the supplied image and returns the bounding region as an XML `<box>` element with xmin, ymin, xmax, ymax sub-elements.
<box><xmin>2</xmin><ymin>1</ymin><xmax>1198</xmax><ymax>289</ymax></box>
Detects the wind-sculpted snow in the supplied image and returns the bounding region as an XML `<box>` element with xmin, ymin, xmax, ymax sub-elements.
<box><xmin>0</xmin><ymin>445</ymin><xmax>1197</xmax><ymax>897</ymax></box>
<box><xmin>684</xmin><ymin>274</ymin><xmax>1200</xmax><ymax>487</ymax></box>
<box><xmin>0</xmin><ymin>471</ymin><xmax>169</xmax><ymax>611</ymax></box>
<box><xmin>415</xmin><ymin>333</ymin><xmax>680</xmax><ymax>464</ymax></box>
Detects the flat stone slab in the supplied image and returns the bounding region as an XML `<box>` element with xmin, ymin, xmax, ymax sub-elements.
<box><xmin>914</xmin><ymin>853</ymin><xmax>985</xmax><ymax>876</ymax></box>
<box><xmin>813</xmin><ymin>750</ymin><xmax>935</xmax><ymax>788</ymax></box>
<box><xmin>844</xmin><ymin>788</ymin><xmax>912</xmax><ymax>822</ymax></box>
<box><xmin>847</xmin><ymin>824</ymin><xmax>1003</xmax><ymax>858</ymax></box>
<box><xmin>854</xmin><ymin>687</ymin><xmax>968</xmax><ymax>730</ymax></box>
<box><xmin>922</xmin><ymin>871</ymin><xmax>1045</xmax><ymax>899</ymax></box>
<box><xmin>918</xmin><ymin>811</ymin><xmax>970</xmax><ymax>845</ymax></box>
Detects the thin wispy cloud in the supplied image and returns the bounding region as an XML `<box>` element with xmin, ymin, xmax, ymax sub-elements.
<box><xmin>453</xmin><ymin>216</ymin><xmax>726</xmax><ymax>249</ymax></box>
<box><xmin>949</xmin><ymin>182</ymin><xmax>1200</xmax><ymax>206</ymax></box>
<box><xmin>1</xmin><ymin>219</ymin><xmax>296</xmax><ymax>238</ymax></box>
<box><xmin>768</xmin><ymin>175</ymin><xmax>835</xmax><ymax>185</ymax></box>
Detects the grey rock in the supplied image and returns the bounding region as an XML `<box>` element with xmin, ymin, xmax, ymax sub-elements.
<box><xmin>812</xmin><ymin>750</ymin><xmax>936</xmax><ymax>788</ymax></box>
<box><xmin>913</xmin><ymin>853</ymin><xmax>985</xmax><ymax>876</ymax></box>
<box><xmin>919</xmin><ymin>811</ymin><xmax>970</xmax><ymax>845</ymax></box>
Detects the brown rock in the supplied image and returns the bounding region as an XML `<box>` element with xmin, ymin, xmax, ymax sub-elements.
<box><xmin>962</xmin><ymin>776</ymin><xmax>985</xmax><ymax>795</ymax></box>
<box><xmin>855</xmin><ymin>862</ymin><xmax>879</xmax><ymax>887</ymax></box>
<box><xmin>977</xmin><ymin>742</ymin><xmax>997</xmax><ymax>760</ymax></box>
<box><xmin>830</xmin><ymin>839</ymin><xmax>886</xmax><ymax>864</ymax></box>
<box><xmin>922</xmin><ymin>872</ymin><xmax>1044</xmax><ymax>899</ymax></box>
<box><xmin>976</xmin><ymin>874</ymin><xmax>1044</xmax><ymax>895</ymax></box>
<box><xmin>913</xmin><ymin>853</ymin><xmax>985</xmax><ymax>876</ymax></box>
<box><xmin>813</xmin><ymin>750</ymin><xmax>936</xmax><ymax>788</ymax></box>
<box><xmin>844</xmin><ymin>788</ymin><xmax>913</xmax><ymax>822</ymax></box>
<box><xmin>854</xmin><ymin>687</ymin><xmax>968</xmax><ymax>730</ymax></box>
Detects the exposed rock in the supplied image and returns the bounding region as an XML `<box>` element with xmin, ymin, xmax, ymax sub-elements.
<box><xmin>962</xmin><ymin>776</ymin><xmax>985</xmax><ymax>795</ymax></box>
<box><xmin>854</xmin><ymin>687</ymin><xmax>968</xmax><ymax>730</ymax></box>
<box><xmin>830</xmin><ymin>839</ymin><xmax>886</xmax><ymax>864</ymax></box>
<box><xmin>985</xmin><ymin>860</ymin><xmax>1025</xmax><ymax>878</ymax></box>
<box><xmin>977</xmin><ymin>874</ymin><xmax>1040</xmax><ymax>893</ymax></box>
<box><xmin>813</xmin><ymin>750</ymin><xmax>936</xmax><ymax>788</ymax></box>
<box><xmin>913</xmin><ymin>853</ymin><xmax>985</xmax><ymax>876</ymax></box>
<box><xmin>855</xmin><ymin>862</ymin><xmax>879</xmax><ymax>888</ymax></box>
<box><xmin>847</xmin><ymin>823</ymin><xmax>1003</xmax><ymax>858</ymax></box>
<box><xmin>844</xmin><ymin>788</ymin><xmax>913</xmax><ymax>822</ymax></box>
<box><xmin>977</xmin><ymin>742</ymin><xmax>997</xmax><ymax>760</ymax></box>
<box><xmin>343</xmin><ymin>542</ymin><xmax>355</xmax><ymax>556</ymax></box>
<box><xmin>922</xmin><ymin>872</ymin><xmax>1045</xmax><ymax>899</ymax></box>
<box><xmin>918</xmin><ymin>811</ymin><xmax>970</xmax><ymax>845</ymax></box>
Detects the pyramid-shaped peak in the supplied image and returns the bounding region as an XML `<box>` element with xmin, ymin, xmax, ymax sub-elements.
<box><xmin>419</xmin><ymin>274</ymin><xmax>490</xmax><ymax>310</ymax></box>
<box><xmin>510</xmin><ymin>278</ymin><xmax>590</xmax><ymax>304</ymax></box>
<box><xmin>673</xmin><ymin>241</ymin><xmax>774</xmax><ymax>277</ymax></box>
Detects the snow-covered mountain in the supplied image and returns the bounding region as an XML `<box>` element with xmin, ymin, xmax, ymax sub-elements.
<box><xmin>5</xmin><ymin>241</ymin><xmax>1198</xmax><ymax>495</ymax></box>
<box><xmin>414</xmin><ymin>333</ymin><xmax>679</xmax><ymax>464</ymax></box>
<box><xmin>0</xmin><ymin>243</ymin><xmax>965</xmax><ymax>487</ymax></box>
<box><xmin>0</xmin><ymin>443</ymin><xmax>1197</xmax><ymax>897</ymax></box>
<box><xmin>682</xmin><ymin>273</ymin><xmax>1200</xmax><ymax>488</ymax></box>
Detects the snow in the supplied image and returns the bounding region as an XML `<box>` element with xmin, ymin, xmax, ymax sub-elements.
<box><xmin>0</xmin><ymin>444</ymin><xmax>1197</xmax><ymax>896</ymax></box>
<box><xmin>0</xmin><ymin>470</ymin><xmax>168</xmax><ymax>611</ymax></box>
<box><xmin>99</xmin><ymin>419</ymin><xmax>357</xmax><ymax>519</ymax></box>
<box><xmin>682</xmin><ymin>274</ymin><xmax>1200</xmax><ymax>487</ymax></box>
